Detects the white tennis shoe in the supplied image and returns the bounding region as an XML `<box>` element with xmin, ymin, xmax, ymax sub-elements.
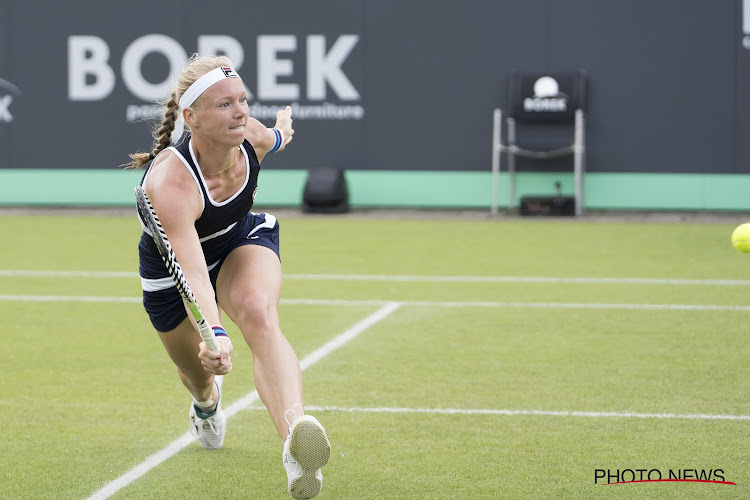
<box><xmin>188</xmin><ymin>375</ymin><xmax>226</xmax><ymax>449</ymax></box>
<box><xmin>283</xmin><ymin>410</ymin><xmax>331</xmax><ymax>500</ymax></box>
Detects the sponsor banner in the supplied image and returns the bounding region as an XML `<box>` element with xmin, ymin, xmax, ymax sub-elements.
<box><xmin>3</xmin><ymin>0</ymin><xmax>366</xmax><ymax>171</ymax></box>
<box><xmin>0</xmin><ymin>0</ymin><xmax>749</xmax><ymax>176</ymax></box>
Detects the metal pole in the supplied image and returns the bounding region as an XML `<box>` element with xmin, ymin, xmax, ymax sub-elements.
<box><xmin>573</xmin><ymin>109</ymin><xmax>585</xmax><ymax>216</ymax></box>
<box><xmin>491</xmin><ymin>109</ymin><xmax>502</xmax><ymax>215</ymax></box>
<box><xmin>508</xmin><ymin>117</ymin><xmax>516</xmax><ymax>212</ymax></box>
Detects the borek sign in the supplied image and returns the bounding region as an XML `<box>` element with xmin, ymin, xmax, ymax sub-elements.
<box><xmin>67</xmin><ymin>34</ymin><xmax>364</xmax><ymax>123</ymax></box>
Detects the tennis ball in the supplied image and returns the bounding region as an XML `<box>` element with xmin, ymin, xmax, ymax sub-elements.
<box><xmin>731</xmin><ymin>223</ymin><xmax>750</xmax><ymax>253</ymax></box>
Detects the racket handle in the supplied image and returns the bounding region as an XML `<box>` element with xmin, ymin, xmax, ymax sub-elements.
<box><xmin>186</xmin><ymin>301</ymin><xmax>221</xmax><ymax>353</ymax></box>
<box><xmin>197</xmin><ymin>319</ymin><xmax>221</xmax><ymax>353</ymax></box>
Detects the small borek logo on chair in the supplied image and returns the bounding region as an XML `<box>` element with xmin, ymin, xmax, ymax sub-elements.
<box><xmin>524</xmin><ymin>76</ymin><xmax>568</xmax><ymax>112</ymax></box>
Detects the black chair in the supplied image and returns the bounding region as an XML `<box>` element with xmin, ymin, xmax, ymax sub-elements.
<box><xmin>491</xmin><ymin>70</ymin><xmax>587</xmax><ymax>216</ymax></box>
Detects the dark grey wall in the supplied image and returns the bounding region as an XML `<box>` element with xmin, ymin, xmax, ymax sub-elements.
<box><xmin>0</xmin><ymin>0</ymin><xmax>10</xmax><ymax>172</ymax></box>
<box><xmin>0</xmin><ymin>0</ymin><xmax>746</xmax><ymax>174</ymax></box>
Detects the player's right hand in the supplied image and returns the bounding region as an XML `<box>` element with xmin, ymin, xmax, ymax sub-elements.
<box><xmin>198</xmin><ymin>336</ymin><xmax>233</xmax><ymax>375</ymax></box>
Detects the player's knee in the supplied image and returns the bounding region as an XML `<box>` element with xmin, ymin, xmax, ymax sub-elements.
<box><xmin>233</xmin><ymin>293</ymin><xmax>279</xmax><ymax>335</ymax></box>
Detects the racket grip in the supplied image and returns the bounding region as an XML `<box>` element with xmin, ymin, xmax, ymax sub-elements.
<box><xmin>198</xmin><ymin>320</ymin><xmax>221</xmax><ymax>353</ymax></box>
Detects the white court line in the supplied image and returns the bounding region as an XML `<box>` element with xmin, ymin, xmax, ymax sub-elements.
<box><xmin>0</xmin><ymin>270</ymin><xmax>138</xmax><ymax>278</ymax></box>
<box><xmin>285</xmin><ymin>274</ymin><xmax>750</xmax><ymax>287</ymax></box>
<box><xmin>284</xmin><ymin>299</ymin><xmax>750</xmax><ymax>312</ymax></box>
<box><xmin>85</xmin><ymin>302</ymin><xmax>402</xmax><ymax>500</ymax></box>
<box><xmin>0</xmin><ymin>295</ymin><xmax>141</xmax><ymax>303</ymax></box>
<box><xmin>2</xmin><ymin>294</ymin><xmax>750</xmax><ymax>312</ymax></box>
<box><xmin>2</xmin><ymin>269</ymin><xmax>749</xmax><ymax>286</ymax></box>
<box><xmin>295</xmin><ymin>406</ymin><xmax>750</xmax><ymax>421</ymax></box>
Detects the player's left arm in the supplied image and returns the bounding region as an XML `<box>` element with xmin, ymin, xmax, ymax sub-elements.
<box><xmin>245</xmin><ymin>105</ymin><xmax>294</xmax><ymax>163</ymax></box>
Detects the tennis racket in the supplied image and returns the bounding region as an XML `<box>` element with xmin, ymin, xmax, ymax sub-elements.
<box><xmin>134</xmin><ymin>185</ymin><xmax>221</xmax><ymax>353</ymax></box>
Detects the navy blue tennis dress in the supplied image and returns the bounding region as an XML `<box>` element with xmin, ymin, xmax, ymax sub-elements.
<box><xmin>137</xmin><ymin>134</ymin><xmax>280</xmax><ymax>332</ymax></box>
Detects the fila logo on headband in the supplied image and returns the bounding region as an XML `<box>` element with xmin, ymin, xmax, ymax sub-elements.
<box><xmin>221</xmin><ymin>67</ymin><xmax>238</xmax><ymax>78</ymax></box>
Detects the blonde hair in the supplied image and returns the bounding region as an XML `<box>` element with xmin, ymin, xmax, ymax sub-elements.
<box><xmin>126</xmin><ymin>53</ymin><xmax>234</xmax><ymax>169</ymax></box>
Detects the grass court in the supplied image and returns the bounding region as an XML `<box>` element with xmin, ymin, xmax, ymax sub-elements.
<box><xmin>1</xmin><ymin>209</ymin><xmax>749</xmax><ymax>499</ymax></box>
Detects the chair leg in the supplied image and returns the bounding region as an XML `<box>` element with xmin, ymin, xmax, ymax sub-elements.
<box><xmin>508</xmin><ymin>118</ymin><xmax>517</xmax><ymax>212</ymax></box>
<box><xmin>491</xmin><ymin>109</ymin><xmax>502</xmax><ymax>215</ymax></box>
<box><xmin>573</xmin><ymin>110</ymin><xmax>585</xmax><ymax>216</ymax></box>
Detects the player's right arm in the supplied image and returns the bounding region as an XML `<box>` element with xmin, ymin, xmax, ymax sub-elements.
<box><xmin>143</xmin><ymin>153</ymin><xmax>232</xmax><ymax>370</ymax></box>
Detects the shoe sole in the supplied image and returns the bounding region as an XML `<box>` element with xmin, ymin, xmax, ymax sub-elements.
<box><xmin>289</xmin><ymin>472</ymin><xmax>322</xmax><ymax>500</ymax></box>
<box><xmin>289</xmin><ymin>415</ymin><xmax>331</xmax><ymax>471</ymax></box>
<box><xmin>288</xmin><ymin>416</ymin><xmax>330</xmax><ymax>498</ymax></box>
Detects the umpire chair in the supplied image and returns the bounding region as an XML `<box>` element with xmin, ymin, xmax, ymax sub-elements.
<box><xmin>491</xmin><ymin>69</ymin><xmax>587</xmax><ymax>216</ymax></box>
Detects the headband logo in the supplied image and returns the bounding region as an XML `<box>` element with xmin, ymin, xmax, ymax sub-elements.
<box><xmin>221</xmin><ymin>67</ymin><xmax>238</xmax><ymax>78</ymax></box>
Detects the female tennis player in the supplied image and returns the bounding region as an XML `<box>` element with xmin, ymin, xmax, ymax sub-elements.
<box><xmin>128</xmin><ymin>54</ymin><xmax>330</xmax><ymax>500</ymax></box>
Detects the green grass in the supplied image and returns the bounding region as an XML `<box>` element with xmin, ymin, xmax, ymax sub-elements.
<box><xmin>1</xmin><ymin>212</ymin><xmax>749</xmax><ymax>499</ymax></box>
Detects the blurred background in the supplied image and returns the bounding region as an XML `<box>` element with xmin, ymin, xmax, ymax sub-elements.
<box><xmin>1</xmin><ymin>0</ymin><xmax>749</xmax><ymax>212</ymax></box>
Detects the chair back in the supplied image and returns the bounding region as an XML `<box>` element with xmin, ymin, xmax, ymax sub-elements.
<box><xmin>508</xmin><ymin>70</ymin><xmax>586</xmax><ymax>122</ymax></box>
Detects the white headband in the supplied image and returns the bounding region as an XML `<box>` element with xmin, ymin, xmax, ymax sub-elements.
<box><xmin>171</xmin><ymin>66</ymin><xmax>239</xmax><ymax>144</ymax></box>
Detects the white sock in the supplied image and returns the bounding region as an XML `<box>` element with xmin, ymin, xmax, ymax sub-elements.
<box><xmin>193</xmin><ymin>388</ymin><xmax>218</xmax><ymax>413</ymax></box>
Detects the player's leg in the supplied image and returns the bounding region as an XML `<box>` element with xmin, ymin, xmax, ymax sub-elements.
<box><xmin>157</xmin><ymin>317</ymin><xmax>226</xmax><ymax>449</ymax></box>
<box><xmin>157</xmin><ymin>318</ymin><xmax>215</xmax><ymax>404</ymax></box>
<box><xmin>215</xmin><ymin>244</ymin><xmax>302</xmax><ymax>437</ymax></box>
<box><xmin>140</xmin><ymin>236</ymin><xmax>225</xmax><ymax>448</ymax></box>
<box><xmin>216</xmin><ymin>243</ymin><xmax>329</xmax><ymax>498</ymax></box>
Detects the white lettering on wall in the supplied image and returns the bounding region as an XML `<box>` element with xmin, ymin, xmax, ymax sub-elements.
<box><xmin>68</xmin><ymin>36</ymin><xmax>116</xmax><ymax>100</ymax></box>
<box><xmin>121</xmin><ymin>34</ymin><xmax>187</xmax><ymax>102</ymax></box>
<box><xmin>68</xmin><ymin>34</ymin><xmax>361</xmax><ymax>102</ymax></box>
<box><xmin>307</xmin><ymin>35</ymin><xmax>360</xmax><ymax>100</ymax></box>
<box><xmin>257</xmin><ymin>35</ymin><xmax>298</xmax><ymax>100</ymax></box>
